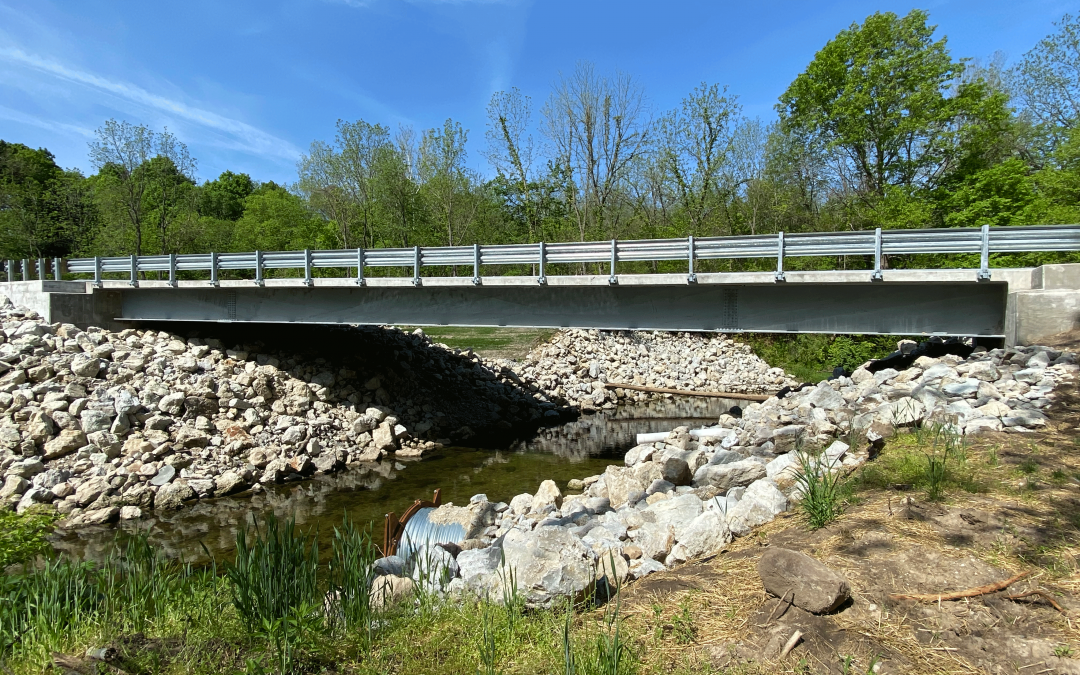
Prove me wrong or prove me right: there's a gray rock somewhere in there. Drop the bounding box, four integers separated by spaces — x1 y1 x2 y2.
668 510 731 563
64 506 120 527
500 526 595 608
757 547 850 614
805 383 845 410
158 392 185 415
43 429 87 460
374 555 406 577
603 465 646 509
215 471 247 495
530 480 563 513
456 545 503 591
69 355 102 378
80 410 112 434
646 479 675 495
726 479 788 535
0 474 28 498
155 481 196 510
695 458 767 491
1002 408 1047 427
149 464 176 486
661 457 693 486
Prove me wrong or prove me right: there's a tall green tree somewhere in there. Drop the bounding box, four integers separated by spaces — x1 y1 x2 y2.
777 10 990 221
1012 13 1080 131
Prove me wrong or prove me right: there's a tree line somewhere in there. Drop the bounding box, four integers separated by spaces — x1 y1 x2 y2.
3 9 1080 276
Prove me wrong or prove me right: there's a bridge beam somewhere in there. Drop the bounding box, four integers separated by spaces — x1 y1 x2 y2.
115 281 1009 337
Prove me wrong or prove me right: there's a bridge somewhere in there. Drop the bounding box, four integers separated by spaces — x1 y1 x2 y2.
3 225 1080 346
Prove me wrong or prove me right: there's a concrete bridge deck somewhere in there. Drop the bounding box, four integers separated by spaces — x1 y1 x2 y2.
3 264 1078 346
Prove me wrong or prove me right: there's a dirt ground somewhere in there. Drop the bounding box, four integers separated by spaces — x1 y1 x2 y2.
613 391 1080 674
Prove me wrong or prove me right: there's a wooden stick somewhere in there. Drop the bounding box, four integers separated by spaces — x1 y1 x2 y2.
1005 590 1065 613
889 571 1031 603
780 630 803 658
604 382 773 402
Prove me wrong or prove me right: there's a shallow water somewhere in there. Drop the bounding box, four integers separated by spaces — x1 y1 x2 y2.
50 396 739 564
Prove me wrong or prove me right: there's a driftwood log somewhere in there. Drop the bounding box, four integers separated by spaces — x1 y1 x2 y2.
889 571 1031 603
604 382 772 402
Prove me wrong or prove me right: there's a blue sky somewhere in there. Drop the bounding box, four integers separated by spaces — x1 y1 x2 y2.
0 0 1073 184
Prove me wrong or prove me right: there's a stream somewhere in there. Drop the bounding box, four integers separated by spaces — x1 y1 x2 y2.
50 396 740 564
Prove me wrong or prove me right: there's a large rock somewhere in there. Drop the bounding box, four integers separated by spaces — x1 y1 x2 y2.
373 423 397 451
69 355 102 378
499 526 595 608
727 479 789 535
642 493 703 532
74 476 110 506
214 470 247 496
805 383 845 410
63 506 120 527
27 411 56 443
155 481 196 510
43 429 87 459
457 544 503 592
661 457 693 486
603 465 645 508
668 510 732 563
695 458 767 492
530 480 563 513
757 547 850 614
0 474 28 498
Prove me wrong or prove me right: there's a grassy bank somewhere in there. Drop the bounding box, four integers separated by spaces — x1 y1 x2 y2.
4 415 1077 673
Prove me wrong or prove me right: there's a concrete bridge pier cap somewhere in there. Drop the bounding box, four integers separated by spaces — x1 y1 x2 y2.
1 264 1078 348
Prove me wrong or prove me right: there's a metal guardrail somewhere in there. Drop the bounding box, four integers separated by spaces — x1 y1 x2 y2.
6 224 1080 288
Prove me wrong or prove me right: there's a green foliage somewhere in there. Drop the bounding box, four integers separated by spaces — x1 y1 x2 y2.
778 10 982 199
0 508 59 569
742 333 899 383
793 449 845 529
225 515 319 634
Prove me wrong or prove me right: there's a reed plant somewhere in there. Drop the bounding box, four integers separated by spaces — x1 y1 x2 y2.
225 515 319 634
793 448 845 529
327 515 379 645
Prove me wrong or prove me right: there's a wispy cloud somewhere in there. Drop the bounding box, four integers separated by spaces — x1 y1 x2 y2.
0 46 302 163
0 104 94 138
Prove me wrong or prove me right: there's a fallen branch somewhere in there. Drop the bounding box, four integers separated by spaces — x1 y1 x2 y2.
604 382 772 401
889 571 1031 603
780 630 803 658
1005 590 1066 613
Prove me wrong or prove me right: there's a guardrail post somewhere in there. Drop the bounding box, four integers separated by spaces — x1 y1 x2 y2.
53 258 61 281
303 249 313 287
4 261 11 282
355 248 365 286
412 246 421 287
978 223 991 281
871 227 884 281
687 236 697 284
211 252 219 287
36 258 45 280
93 257 102 288
538 242 547 285
255 250 264 287
129 254 138 287
609 239 619 285
21 259 28 281
775 232 786 282
168 254 177 287
472 244 482 285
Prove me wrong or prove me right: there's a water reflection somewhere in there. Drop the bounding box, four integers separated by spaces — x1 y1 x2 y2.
50 396 735 564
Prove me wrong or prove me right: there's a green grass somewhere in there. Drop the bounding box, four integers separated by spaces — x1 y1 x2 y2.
0 514 638 675
849 424 985 499
400 326 557 360
0 507 60 570
793 449 846 528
